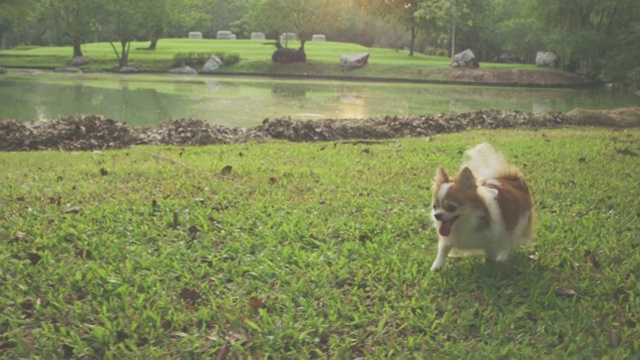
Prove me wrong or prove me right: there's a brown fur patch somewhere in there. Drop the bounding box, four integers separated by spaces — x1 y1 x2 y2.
489 173 533 233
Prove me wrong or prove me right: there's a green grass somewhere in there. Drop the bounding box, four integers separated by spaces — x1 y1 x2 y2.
1 128 639 358
0 39 550 80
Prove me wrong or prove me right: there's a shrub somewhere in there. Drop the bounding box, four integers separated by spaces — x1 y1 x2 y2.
172 51 240 68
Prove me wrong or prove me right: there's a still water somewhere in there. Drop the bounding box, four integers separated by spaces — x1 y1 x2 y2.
0 69 637 127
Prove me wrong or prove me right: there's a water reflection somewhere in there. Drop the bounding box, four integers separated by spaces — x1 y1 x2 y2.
0 70 637 127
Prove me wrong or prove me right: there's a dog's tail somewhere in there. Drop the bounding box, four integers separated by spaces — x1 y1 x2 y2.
462 143 523 181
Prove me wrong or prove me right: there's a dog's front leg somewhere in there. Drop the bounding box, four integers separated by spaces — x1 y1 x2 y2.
431 240 453 271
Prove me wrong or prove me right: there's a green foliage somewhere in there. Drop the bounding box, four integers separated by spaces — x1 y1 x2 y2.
171 51 240 67
0 129 639 357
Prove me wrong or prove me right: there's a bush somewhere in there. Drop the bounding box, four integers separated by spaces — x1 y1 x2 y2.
171 51 240 68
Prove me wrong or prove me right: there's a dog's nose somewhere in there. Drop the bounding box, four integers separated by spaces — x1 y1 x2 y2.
434 213 444 221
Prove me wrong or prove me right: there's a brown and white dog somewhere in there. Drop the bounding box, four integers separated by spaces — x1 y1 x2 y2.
430 143 535 271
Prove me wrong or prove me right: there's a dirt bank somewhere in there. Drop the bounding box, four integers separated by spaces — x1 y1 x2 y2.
1 108 638 152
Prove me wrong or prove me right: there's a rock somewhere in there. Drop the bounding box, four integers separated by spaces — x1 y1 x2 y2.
536 51 558 67
251 32 265 40
0 67 6 74
54 67 83 73
452 49 479 68
312 34 326 42
169 66 198 75
188 31 203 39
118 66 142 73
202 56 224 73
340 53 370 70
68 56 90 66
216 30 234 40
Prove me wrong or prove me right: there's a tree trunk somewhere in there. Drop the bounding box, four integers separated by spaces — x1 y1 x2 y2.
147 37 159 50
72 38 83 57
147 28 162 50
409 24 417 57
120 40 130 67
450 0 457 60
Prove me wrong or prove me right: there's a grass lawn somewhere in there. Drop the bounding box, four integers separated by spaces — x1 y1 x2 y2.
0 39 549 80
1 128 639 358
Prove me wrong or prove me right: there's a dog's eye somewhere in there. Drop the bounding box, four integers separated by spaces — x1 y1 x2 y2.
445 204 457 212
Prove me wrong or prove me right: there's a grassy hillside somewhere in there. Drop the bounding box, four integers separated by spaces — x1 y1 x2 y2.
0 39 549 80
1 128 639 358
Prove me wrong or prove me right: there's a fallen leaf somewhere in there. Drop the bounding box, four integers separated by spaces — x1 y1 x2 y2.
173 211 179 228
15 231 27 240
249 297 266 309
216 345 231 360
615 148 639 156
584 250 601 269
27 252 42 265
528 254 539 262
269 177 278 184
238 152 245 157
179 288 202 305
63 206 82 214
62 343 74 359
578 157 586 163
200 257 213 267
220 165 232 175
188 225 199 242
100 168 109 176
74 249 93 260
610 329 620 347
555 287 578 298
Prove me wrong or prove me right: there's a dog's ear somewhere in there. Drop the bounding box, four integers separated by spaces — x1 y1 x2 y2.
434 166 450 183
457 167 476 190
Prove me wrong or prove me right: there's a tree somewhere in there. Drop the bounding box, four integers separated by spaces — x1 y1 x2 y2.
358 0 425 56
97 0 147 67
238 0 348 63
142 0 213 50
0 0 41 49
49 0 100 57
534 0 640 79
416 0 475 59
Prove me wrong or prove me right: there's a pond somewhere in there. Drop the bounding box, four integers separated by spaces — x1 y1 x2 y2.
0 69 638 127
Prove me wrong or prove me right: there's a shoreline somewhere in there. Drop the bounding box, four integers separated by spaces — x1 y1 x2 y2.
1 65 595 89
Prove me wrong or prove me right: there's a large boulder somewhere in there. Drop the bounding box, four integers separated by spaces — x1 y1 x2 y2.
202 55 224 73
54 67 83 73
118 66 142 73
536 51 558 67
169 66 198 75
68 56 90 66
188 32 203 39
340 53 370 70
452 49 479 68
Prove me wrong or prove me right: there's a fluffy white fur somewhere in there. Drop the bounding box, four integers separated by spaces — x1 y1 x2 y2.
430 143 534 271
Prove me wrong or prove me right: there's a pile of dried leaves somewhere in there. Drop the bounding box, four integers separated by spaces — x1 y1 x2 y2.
1 108 638 151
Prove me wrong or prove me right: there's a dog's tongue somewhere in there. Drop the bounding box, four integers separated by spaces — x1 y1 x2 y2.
439 220 452 237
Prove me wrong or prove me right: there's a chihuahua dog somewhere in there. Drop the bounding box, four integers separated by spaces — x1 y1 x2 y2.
430 143 535 271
